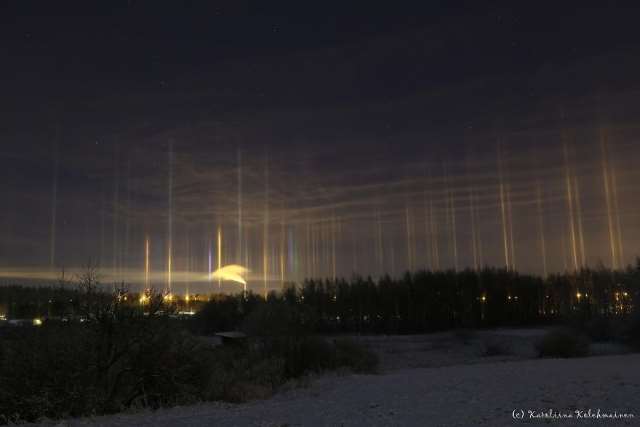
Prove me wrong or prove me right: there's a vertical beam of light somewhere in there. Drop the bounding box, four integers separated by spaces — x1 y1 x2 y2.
443 171 451 270
351 223 358 274
443 164 458 271
237 148 243 265
387 237 396 277
405 203 414 272
331 213 337 281
536 183 548 278
269 244 275 284
217 226 222 290
469 186 479 271
563 143 579 271
423 198 430 270
389 239 396 278
464 153 477 271
185 230 191 298
423 188 432 270
429 196 439 271
475 189 483 268
307 223 313 280
307 224 312 279
376 205 384 276
319 219 325 279
506 183 516 271
423 166 434 271
145 236 150 289
318 222 324 278
498 181 509 269
560 234 568 272
124 159 131 277
337 216 343 278
324 219 330 279
167 141 173 293
611 165 625 267
497 145 510 270
208 239 212 280
244 225 250 270
573 175 586 268
280 207 286 289
304 221 313 278
316 219 322 277
288 226 296 284
113 143 120 282
311 222 317 278
263 155 269 297
601 133 618 269
100 187 106 269
166 249 172 294
49 137 59 271
450 186 458 271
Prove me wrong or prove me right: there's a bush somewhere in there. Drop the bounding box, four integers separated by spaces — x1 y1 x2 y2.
0 286 213 424
536 328 590 358
241 302 377 376
203 345 284 403
0 288 381 423
199 335 377 404
242 301 320 377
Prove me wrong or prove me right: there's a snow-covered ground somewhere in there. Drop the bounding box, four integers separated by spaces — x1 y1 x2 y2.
38 332 638 427
41 354 639 427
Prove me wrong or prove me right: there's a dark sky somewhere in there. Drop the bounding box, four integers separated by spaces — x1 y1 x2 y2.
1 1 640 291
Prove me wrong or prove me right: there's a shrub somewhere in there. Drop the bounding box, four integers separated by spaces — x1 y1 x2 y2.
287 336 335 376
241 301 322 377
203 345 284 403
0 287 213 424
536 328 590 358
241 302 377 375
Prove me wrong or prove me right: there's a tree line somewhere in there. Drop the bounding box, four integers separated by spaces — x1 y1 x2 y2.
195 262 639 335
1 262 639 334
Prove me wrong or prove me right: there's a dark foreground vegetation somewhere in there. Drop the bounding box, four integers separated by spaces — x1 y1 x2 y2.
1 263 639 423
0 270 377 424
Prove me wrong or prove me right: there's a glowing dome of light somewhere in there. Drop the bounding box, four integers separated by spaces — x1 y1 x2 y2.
211 264 249 287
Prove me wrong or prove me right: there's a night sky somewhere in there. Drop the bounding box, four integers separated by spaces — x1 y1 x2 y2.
2 1 640 293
